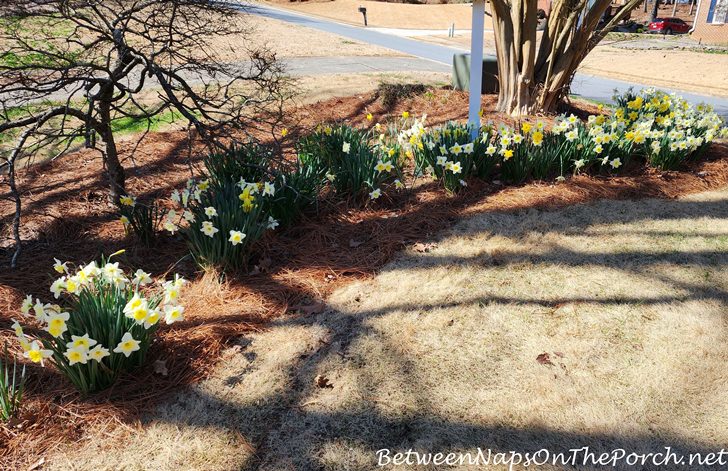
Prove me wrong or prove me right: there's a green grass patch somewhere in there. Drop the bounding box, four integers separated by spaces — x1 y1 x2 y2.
110 109 188 135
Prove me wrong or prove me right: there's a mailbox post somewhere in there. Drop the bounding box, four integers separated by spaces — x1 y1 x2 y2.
358 6 368 26
468 0 485 138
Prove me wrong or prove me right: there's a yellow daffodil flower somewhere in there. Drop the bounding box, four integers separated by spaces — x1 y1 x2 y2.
532 131 544 146
53 258 68 274
64 347 88 366
46 312 69 337
229 230 246 246
64 276 81 295
164 305 185 324
24 341 53 364
21 295 33 315
66 334 97 352
144 308 161 329
113 332 141 358
88 345 110 362
133 269 152 285
200 221 219 238
11 320 23 337
123 293 144 315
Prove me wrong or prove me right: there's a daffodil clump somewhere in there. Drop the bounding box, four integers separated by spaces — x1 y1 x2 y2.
270 160 321 227
203 142 273 190
614 88 726 170
166 178 277 270
297 123 403 202
407 120 494 191
203 143 319 228
11 252 186 395
118 194 165 246
406 89 724 186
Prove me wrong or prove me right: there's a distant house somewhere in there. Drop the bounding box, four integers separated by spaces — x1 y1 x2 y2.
692 0 728 44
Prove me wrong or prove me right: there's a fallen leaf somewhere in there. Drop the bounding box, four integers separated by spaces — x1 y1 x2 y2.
250 257 272 275
258 257 272 271
413 242 437 253
315 374 333 389
225 345 243 355
153 360 168 376
292 302 326 315
536 352 554 366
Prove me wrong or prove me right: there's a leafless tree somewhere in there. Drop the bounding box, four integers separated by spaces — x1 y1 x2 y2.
1 0 289 267
490 0 642 115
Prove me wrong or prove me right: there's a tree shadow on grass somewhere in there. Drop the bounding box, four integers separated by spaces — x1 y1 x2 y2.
114 191 728 470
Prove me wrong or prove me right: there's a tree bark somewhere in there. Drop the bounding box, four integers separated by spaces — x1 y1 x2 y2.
98 96 126 204
651 0 661 21
491 0 642 116
491 0 539 115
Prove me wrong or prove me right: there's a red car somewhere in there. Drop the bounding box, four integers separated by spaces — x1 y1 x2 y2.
648 17 691 34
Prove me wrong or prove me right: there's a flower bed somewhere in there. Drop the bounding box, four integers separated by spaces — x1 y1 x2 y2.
112 89 726 272
11 252 186 395
403 88 726 190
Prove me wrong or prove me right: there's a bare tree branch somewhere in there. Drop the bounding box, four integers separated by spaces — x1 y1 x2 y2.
1 0 290 266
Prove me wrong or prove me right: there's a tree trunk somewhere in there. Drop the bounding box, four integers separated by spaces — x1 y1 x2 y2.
491 0 539 116
98 96 125 204
102 127 126 205
491 0 642 116
651 0 661 21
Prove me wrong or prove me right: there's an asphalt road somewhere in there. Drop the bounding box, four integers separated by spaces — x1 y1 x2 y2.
244 2 728 117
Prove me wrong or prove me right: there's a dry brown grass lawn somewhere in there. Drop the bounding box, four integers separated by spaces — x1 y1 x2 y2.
43 186 728 470
266 0 487 30
239 15 402 59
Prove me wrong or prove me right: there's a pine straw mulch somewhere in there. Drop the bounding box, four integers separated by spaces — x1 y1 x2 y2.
1 87 728 468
